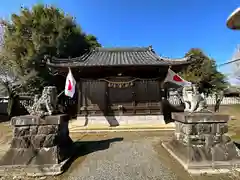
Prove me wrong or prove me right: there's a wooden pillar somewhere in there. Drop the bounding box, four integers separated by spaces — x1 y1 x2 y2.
157 80 163 114
132 82 136 114
77 80 82 115
161 66 170 100
104 81 109 115
161 66 171 122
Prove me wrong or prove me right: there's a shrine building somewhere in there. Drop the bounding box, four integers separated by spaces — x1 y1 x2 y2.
46 46 194 126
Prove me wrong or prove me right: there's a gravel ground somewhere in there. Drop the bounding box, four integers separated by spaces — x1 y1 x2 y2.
0 131 238 180
64 137 177 180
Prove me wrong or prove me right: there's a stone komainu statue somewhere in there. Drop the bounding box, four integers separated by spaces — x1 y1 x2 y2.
28 86 58 117
182 84 210 113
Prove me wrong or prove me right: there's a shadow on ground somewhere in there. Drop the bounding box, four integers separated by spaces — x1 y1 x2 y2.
0 115 10 123
63 137 124 173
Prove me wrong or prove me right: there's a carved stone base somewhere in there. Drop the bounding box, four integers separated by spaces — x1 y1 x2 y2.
0 159 69 176
162 112 240 174
0 114 73 177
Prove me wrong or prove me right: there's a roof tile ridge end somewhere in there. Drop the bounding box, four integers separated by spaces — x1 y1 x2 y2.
148 45 153 51
51 56 68 61
93 47 101 52
147 45 158 54
79 49 95 61
146 48 164 61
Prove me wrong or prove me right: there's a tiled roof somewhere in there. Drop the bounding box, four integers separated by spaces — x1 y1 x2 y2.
47 46 193 67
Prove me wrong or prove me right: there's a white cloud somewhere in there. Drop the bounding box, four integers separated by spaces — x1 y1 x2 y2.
227 77 240 85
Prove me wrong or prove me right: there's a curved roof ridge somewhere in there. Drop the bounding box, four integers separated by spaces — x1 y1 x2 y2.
47 45 194 67
93 46 152 52
159 56 190 61
51 56 82 62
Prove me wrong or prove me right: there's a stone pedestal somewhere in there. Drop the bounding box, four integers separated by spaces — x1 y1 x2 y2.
162 112 240 174
0 114 73 176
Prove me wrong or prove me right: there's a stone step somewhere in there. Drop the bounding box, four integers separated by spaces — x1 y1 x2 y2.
68 122 176 133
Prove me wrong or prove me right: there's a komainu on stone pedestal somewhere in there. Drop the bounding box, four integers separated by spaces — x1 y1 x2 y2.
182 84 210 113
28 86 58 117
162 112 240 174
0 86 73 176
0 114 73 176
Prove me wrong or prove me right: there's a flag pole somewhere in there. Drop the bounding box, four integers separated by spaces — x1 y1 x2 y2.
65 66 76 98
58 67 71 98
57 90 64 98
162 65 171 97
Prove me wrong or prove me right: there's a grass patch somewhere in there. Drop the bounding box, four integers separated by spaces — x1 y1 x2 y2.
218 105 240 141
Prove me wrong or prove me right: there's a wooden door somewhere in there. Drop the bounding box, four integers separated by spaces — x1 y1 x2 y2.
79 80 107 115
134 80 162 115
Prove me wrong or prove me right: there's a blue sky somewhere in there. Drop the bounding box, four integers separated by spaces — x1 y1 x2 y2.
0 0 239 69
